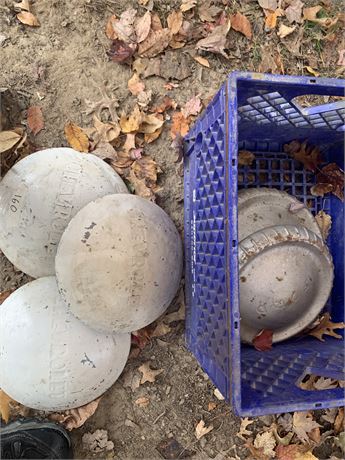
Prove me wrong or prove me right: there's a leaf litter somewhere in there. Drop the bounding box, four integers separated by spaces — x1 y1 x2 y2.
49 397 102 431
308 313 345 341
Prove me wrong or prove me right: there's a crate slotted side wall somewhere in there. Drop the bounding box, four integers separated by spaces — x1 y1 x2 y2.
184 73 345 416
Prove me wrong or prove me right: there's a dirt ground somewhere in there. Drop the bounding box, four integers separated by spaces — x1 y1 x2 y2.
0 0 344 459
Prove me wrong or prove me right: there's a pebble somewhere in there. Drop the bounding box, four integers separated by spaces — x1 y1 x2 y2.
0 34 8 47
165 385 171 395
124 419 138 429
200 437 207 448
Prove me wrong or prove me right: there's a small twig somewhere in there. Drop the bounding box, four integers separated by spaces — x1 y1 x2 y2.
153 410 166 425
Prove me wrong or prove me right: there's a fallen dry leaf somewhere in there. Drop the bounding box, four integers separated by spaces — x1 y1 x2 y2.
321 408 338 423
151 13 163 32
196 20 231 58
252 329 273 351
144 127 163 143
110 8 136 43
90 143 118 161
334 408 344 434
135 396 150 407
316 163 344 201
151 321 171 337
198 1 222 22
17 11 39 26
171 112 190 139
305 66 320 77
138 29 171 58
0 290 13 304
139 113 164 134
258 0 278 10
293 412 321 443
310 183 333 198
135 11 151 43
92 115 121 144
237 417 254 440
120 105 143 133
137 90 152 108
182 95 202 118
278 24 297 38
151 96 176 114
244 440 270 460
167 10 183 35
64 122 89 152
337 49 345 66
164 300 185 323
194 55 210 67
276 445 317 460
0 130 22 154
27 106 44 135
180 0 197 13
0 389 16 423
49 397 102 431
208 401 217 411
264 9 283 30
238 150 255 166
315 210 332 240
128 72 145 95
195 420 214 440
138 362 163 384
313 376 338 390
303 6 339 28
308 313 345 341
230 12 252 39
106 15 118 40
82 429 114 453
13 0 31 11
169 36 186 49
284 140 322 172
108 40 137 63
285 0 304 24
159 51 193 81
254 431 276 458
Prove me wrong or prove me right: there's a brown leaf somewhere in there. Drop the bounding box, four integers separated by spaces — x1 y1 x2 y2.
194 55 210 67
106 15 118 40
252 329 273 351
264 10 279 30
49 397 102 431
92 115 121 144
27 106 44 135
151 96 177 114
108 40 137 63
17 11 39 27
196 20 230 58
138 29 172 58
338 49 345 66
13 0 31 11
310 183 334 198
276 445 315 460
151 321 171 337
164 300 185 323
293 412 321 443
169 37 185 49
167 10 183 35
132 57 148 75
144 127 162 143
0 290 13 304
139 113 164 134
0 389 16 423
316 163 344 201
334 407 344 434
110 8 136 43
128 156 161 200
123 133 136 153
231 12 252 39
303 6 339 28
284 140 322 172
315 210 332 240
160 50 193 81
151 13 163 31
182 95 202 118
198 1 222 22
305 66 320 77
195 420 214 440
90 143 118 161
285 0 304 24
138 362 163 384
171 112 190 139
180 0 197 13
308 313 345 341
64 122 89 152
254 431 276 458
135 396 150 407
135 11 151 43
258 0 278 9
278 24 296 38
258 44 279 73
237 417 254 440
120 106 143 133
238 150 255 166
313 376 338 390
0 130 22 154
137 90 153 108
128 72 145 95
244 440 270 460
208 401 217 411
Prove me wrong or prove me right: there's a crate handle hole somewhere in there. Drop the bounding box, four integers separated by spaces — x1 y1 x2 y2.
232 240 236 247
234 321 238 329
315 403 322 407
309 79 316 83
232 159 236 167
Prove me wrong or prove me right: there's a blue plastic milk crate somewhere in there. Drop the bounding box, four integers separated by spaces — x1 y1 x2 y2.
184 72 345 417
